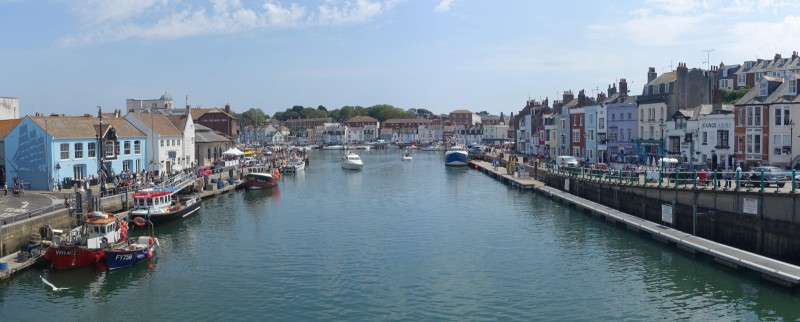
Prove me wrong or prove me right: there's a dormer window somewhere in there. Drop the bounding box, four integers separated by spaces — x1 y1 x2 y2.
790 79 797 95
760 80 769 97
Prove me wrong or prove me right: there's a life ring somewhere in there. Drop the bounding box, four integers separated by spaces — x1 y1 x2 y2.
133 217 146 227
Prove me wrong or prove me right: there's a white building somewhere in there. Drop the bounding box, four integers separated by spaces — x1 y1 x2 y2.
0 97 20 120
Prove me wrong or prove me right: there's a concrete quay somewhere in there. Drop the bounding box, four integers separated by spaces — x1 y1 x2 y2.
469 159 800 289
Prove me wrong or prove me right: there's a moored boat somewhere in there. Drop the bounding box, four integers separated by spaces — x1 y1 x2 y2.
242 172 279 189
43 212 128 270
444 145 468 167
104 219 157 270
128 188 202 225
281 156 306 173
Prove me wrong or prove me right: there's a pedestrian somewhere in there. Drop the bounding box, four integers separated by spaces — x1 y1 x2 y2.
3 182 6 197
735 164 742 186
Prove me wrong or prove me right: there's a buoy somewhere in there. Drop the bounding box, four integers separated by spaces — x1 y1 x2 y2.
147 251 153 259
149 237 154 245
133 217 146 227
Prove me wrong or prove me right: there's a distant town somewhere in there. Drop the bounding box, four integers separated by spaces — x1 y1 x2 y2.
0 51 798 191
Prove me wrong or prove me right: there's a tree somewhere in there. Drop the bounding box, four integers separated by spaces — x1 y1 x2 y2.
476 111 489 116
317 105 327 112
416 108 433 118
241 108 267 127
722 87 750 104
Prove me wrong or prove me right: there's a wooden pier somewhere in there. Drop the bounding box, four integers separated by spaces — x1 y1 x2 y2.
470 160 800 288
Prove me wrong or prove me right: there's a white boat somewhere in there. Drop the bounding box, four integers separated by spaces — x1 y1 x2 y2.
342 151 364 170
444 145 468 167
402 149 413 161
421 144 445 151
282 156 306 173
323 145 344 150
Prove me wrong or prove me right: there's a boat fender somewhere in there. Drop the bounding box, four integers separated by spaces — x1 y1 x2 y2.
101 237 108 244
133 217 146 227
147 251 153 259
149 237 154 245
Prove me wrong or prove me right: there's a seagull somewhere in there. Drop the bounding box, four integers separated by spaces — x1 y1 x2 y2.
41 276 69 291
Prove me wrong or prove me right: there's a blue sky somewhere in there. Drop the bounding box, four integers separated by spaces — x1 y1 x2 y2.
2 0 800 118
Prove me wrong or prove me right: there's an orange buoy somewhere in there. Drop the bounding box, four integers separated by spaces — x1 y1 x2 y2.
133 217 146 227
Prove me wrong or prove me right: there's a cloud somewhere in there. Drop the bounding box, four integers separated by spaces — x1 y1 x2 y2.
433 0 454 13
57 0 398 46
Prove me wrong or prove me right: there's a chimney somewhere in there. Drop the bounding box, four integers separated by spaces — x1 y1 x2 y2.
607 83 617 97
619 79 628 97
562 91 574 104
225 103 231 114
793 51 799 60
578 90 586 107
712 88 722 111
774 53 781 62
676 62 689 109
647 67 657 83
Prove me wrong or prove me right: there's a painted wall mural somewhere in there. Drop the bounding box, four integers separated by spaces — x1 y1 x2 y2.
9 122 47 189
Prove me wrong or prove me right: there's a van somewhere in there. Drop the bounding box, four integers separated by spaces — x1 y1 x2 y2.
556 155 578 167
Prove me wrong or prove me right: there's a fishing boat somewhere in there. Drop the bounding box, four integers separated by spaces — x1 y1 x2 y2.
444 145 468 166
342 151 363 170
42 211 128 270
128 188 202 225
104 218 157 270
281 155 306 173
242 172 279 190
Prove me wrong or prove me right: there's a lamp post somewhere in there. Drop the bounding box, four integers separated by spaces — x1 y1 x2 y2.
97 106 104 196
659 120 666 172
791 120 795 169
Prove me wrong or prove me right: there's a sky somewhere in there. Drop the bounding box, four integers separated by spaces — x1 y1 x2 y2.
2 0 800 118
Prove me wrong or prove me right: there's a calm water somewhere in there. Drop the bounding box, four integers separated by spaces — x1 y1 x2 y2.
2 149 800 321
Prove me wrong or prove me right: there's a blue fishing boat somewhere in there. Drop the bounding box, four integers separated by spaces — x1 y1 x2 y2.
104 219 158 270
444 145 468 167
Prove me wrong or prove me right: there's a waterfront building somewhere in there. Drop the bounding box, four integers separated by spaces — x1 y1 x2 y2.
191 104 238 139
344 116 379 143
556 91 575 156
316 123 347 145
194 124 231 166
4 114 146 191
734 76 785 168
718 63 741 91
382 118 433 144
584 99 601 164
696 105 735 169
125 111 187 175
543 113 557 160
515 102 534 155
0 97 20 120
596 93 608 164
165 110 197 169
449 109 480 127
462 124 483 146
604 80 638 164
0 118 23 185
480 122 508 146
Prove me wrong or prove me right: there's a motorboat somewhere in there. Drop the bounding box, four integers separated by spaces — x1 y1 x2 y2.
402 149 413 161
322 145 344 150
128 188 202 225
444 145 469 167
342 151 364 170
43 212 128 270
242 172 279 190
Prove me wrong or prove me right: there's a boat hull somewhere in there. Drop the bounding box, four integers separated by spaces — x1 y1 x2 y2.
342 162 363 170
105 242 156 270
242 174 279 189
43 246 106 270
444 151 468 167
129 199 202 225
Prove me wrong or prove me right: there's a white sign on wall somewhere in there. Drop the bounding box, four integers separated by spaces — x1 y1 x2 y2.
661 203 673 224
743 197 759 215
564 178 570 191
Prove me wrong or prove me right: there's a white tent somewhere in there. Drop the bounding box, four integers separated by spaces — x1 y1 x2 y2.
657 158 679 166
222 147 245 156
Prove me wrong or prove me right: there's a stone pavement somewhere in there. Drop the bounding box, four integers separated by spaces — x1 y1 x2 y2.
0 188 78 226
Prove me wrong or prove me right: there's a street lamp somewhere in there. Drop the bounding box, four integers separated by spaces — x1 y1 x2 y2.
790 120 795 169
659 120 666 172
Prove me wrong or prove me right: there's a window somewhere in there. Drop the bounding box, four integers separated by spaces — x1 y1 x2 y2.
60 143 69 160
648 126 654 139
74 143 83 159
746 106 762 126
760 81 768 96
717 130 729 147
738 108 745 126
627 129 631 142
160 140 164 147
105 141 114 157
599 117 604 129
627 113 632 120
178 139 181 146
561 119 566 130
738 74 746 85
790 79 798 95
124 141 131 155
746 129 762 154
702 132 708 145
774 134 791 155
572 129 580 143
134 141 141 154
88 142 96 158
612 114 616 121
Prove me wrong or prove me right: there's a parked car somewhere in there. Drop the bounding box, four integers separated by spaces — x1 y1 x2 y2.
744 166 789 187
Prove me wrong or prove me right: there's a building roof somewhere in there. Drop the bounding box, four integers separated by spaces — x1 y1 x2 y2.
383 118 433 124
345 116 379 123
191 107 235 120
648 71 677 85
127 112 183 136
0 118 22 140
30 116 145 139
166 114 188 133
450 109 473 114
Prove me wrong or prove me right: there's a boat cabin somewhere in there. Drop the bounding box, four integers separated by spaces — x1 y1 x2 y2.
132 188 177 214
84 212 122 248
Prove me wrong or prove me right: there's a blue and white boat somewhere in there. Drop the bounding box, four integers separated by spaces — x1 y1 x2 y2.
104 219 157 270
444 145 468 167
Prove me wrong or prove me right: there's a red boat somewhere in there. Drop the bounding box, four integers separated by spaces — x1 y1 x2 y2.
241 171 279 190
43 212 128 270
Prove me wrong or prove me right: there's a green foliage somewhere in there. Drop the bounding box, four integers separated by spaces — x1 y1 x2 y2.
272 103 415 122
240 108 267 127
721 87 751 104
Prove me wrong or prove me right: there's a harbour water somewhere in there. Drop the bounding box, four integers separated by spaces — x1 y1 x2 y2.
2 149 800 320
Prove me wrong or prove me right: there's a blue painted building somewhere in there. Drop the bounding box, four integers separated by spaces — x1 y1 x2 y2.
4 115 147 191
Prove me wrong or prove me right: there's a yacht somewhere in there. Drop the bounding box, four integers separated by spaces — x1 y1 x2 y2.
342 151 364 170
